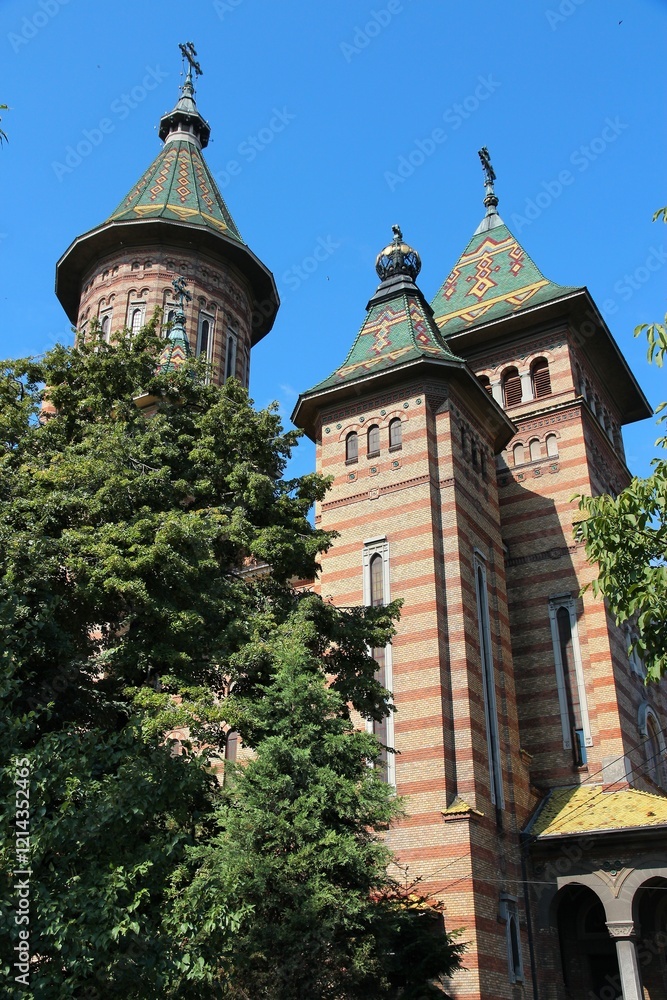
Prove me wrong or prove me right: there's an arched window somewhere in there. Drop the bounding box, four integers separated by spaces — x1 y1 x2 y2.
143 260 152 269
367 424 380 457
478 374 493 394
546 434 558 458
131 261 140 271
513 443 525 466
556 604 587 766
345 431 358 463
529 438 541 462
646 714 666 788
225 330 237 380
531 358 551 398
197 319 211 358
388 418 402 449
101 314 110 340
369 553 384 607
130 308 143 336
502 367 522 408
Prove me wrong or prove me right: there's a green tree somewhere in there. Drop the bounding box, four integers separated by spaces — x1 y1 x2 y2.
0 323 462 997
575 209 667 680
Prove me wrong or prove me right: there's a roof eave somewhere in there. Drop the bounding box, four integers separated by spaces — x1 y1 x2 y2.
442 287 652 425
292 355 516 451
55 217 279 344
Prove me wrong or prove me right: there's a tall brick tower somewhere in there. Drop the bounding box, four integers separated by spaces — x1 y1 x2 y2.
293 155 667 1000
293 225 534 1000
55 54 278 388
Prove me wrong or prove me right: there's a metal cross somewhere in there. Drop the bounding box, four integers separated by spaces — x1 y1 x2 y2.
478 146 496 186
172 276 192 317
179 42 203 78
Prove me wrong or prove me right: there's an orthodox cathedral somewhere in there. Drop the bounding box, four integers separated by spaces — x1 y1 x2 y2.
55 59 667 1000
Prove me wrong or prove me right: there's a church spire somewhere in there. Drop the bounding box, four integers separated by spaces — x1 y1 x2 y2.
158 42 210 149
474 146 504 234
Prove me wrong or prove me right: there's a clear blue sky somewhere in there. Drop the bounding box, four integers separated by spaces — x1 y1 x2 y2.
1 0 665 480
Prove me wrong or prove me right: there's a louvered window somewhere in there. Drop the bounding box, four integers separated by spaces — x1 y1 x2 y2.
502 368 522 408
345 432 358 463
478 375 493 394
367 424 380 457
532 358 552 398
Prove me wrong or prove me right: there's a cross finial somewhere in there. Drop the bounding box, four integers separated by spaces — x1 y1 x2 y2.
171 276 192 331
478 146 499 216
392 224 403 243
179 41 203 79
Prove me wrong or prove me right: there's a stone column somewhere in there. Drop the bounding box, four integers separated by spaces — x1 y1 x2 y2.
490 379 503 405
520 370 534 402
607 922 643 1000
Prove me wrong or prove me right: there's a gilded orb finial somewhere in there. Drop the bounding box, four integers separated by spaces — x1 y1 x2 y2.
375 226 421 282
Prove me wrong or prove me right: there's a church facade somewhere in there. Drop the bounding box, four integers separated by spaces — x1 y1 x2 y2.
55 66 667 1000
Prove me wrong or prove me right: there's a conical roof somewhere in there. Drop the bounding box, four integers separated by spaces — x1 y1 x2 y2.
55 63 279 341
431 156 580 338
292 229 515 449
107 137 243 241
307 230 464 395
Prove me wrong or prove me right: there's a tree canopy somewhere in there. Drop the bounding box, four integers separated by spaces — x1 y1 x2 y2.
575 209 667 681
0 321 462 997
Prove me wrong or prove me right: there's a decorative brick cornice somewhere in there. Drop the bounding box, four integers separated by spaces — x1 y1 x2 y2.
505 543 579 568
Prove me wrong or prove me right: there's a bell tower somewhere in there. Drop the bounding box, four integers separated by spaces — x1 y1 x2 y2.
55 45 278 388
293 227 532 1000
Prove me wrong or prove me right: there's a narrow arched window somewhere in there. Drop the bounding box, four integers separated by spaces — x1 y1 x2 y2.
529 438 541 462
345 431 358 463
388 418 402 449
101 314 110 340
225 331 237 380
502 367 522 408
546 434 558 458
131 261 140 271
478 374 492 394
130 308 142 336
513 443 525 466
367 424 380 457
531 358 551 398
197 318 210 358
369 553 384 607
556 606 586 766
647 715 665 788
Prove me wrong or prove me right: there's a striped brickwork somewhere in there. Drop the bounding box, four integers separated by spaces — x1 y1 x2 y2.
314 376 533 1000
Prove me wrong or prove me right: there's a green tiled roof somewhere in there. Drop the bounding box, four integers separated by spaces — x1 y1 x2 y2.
307 286 464 394
107 139 243 243
431 218 580 336
530 785 667 838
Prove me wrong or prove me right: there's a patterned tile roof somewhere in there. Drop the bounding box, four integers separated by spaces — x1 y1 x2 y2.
107 139 243 243
530 785 667 838
307 285 464 394
431 219 580 336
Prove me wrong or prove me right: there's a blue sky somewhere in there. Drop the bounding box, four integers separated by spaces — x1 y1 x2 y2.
1 0 665 481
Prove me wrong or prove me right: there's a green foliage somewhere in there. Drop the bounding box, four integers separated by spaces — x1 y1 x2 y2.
575 208 667 681
0 328 462 997
170 603 463 999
